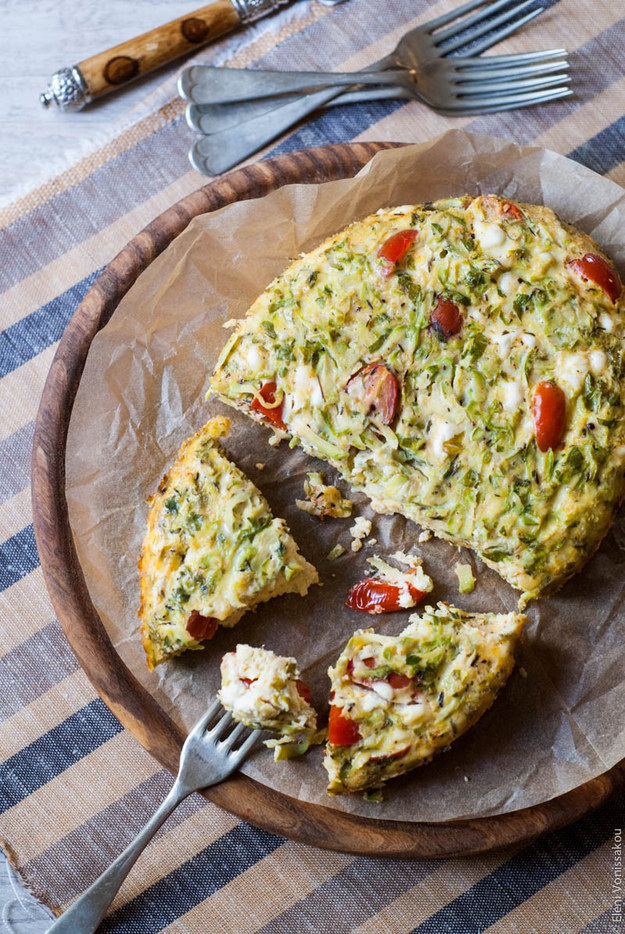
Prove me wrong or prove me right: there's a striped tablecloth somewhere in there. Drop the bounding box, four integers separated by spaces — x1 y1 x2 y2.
1 1 624 930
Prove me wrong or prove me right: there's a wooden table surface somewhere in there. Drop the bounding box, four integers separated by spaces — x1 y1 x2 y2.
0 0 296 208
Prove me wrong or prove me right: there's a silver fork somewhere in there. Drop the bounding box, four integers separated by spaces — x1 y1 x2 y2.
46 701 261 934
182 0 566 174
182 55 570 110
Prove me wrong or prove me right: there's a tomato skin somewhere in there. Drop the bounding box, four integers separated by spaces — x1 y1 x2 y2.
345 363 400 425
240 677 257 688
347 658 414 693
532 380 566 452
566 253 622 303
295 679 312 704
185 611 218 641
482 195 523 221
346 578 425 614
328 705 361 746
387 672 412 690
501 200 523 220
430 297 463 341
250 381 286 431
378 229 418 276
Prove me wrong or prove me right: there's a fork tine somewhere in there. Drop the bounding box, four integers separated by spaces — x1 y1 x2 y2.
219 720 249 752
434 0 529 42
208 708 235 740
451 58 568 81
422 0 501 33
440 0 539 53
229 730 263 764
437 86 573 116
450 85 573 111
454 61 569 83
463 6 544 56
453 48 567 67
188 698 222 738
455 72 571 96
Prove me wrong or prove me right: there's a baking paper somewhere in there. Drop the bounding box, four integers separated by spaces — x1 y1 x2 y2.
66 130 625 821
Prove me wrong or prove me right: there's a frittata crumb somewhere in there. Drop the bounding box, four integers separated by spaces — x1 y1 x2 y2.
455 563 476 594
296 472 353 519
327 544 346 561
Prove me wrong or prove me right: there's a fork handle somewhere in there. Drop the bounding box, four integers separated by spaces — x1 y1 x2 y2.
191 84 361 175
46 779 190 933
179 65 408 105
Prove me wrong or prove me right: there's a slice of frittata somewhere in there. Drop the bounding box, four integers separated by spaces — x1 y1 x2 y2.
324 603 526 794
211 195 625 603
139 417 318 668
219 644 321 758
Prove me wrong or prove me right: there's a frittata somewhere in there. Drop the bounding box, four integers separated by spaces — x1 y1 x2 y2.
219 644 320 758
325 603 527 794
211 195 625 603
139 417 318 668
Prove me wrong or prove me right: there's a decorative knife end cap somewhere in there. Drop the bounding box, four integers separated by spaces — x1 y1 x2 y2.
39 66 91 111
231 0 290 24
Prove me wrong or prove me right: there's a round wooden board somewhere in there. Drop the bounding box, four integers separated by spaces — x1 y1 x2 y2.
32 142 625 858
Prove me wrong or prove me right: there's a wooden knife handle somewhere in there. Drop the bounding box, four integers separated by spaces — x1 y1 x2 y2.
77 1 241 100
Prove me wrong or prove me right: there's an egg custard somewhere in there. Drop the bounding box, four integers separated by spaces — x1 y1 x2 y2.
211 195 625 603
219 644 320 758
325 603 527 795
139 417 317 668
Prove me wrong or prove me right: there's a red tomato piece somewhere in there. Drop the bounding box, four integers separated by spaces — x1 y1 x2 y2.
378 229 418 276
481 195 523 222
328 704 361 746
387 672 412 690
185 611 218 641
347 659 414 694
346 578 425 614
566 253 622 303
532 381 566 452
250 381 286 431
430 297 463 341
295 679 312 704
345 363 400 425
501 201 523 220
240 677 257 688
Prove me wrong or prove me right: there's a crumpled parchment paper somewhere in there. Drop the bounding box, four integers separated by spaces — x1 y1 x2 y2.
66 130 625 821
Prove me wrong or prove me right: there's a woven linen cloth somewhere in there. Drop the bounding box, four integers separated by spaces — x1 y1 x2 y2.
1 0 624 930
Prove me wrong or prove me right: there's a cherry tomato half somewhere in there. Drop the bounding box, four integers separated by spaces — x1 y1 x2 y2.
346 578 426 614
532 380 566 452
185 611 218 641
566 253 622 303
295 679 312 704
345 363 400 425
250 381 287 431
328 704 361 746
378 229 418 276
430 297 463 341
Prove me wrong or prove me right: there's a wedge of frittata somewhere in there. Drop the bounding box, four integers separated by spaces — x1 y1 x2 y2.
324 603 526 794
139 417 318 668
211 195 625 603
219 644 320 758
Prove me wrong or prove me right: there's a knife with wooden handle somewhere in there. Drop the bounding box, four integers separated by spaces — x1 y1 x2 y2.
40 0 298 111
